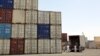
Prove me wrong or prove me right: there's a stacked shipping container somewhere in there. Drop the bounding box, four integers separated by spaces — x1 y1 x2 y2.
0 0 62 55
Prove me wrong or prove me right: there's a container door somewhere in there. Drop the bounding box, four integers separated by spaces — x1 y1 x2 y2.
17 39 24 54
56 39 62 53
3 40 10 54
5 9 12 23
10 39 18 54
44 40 50 53
0 40 3 54
0 9 5 23
38 39 44 53
51 39 56 53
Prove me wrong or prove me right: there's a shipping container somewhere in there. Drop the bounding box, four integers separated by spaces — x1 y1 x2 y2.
12 10 25 23
10 38 24 55
0 40 3 54
50 12 61 24
50 25 61 39
94 37 100 48
62 33 67 42
25 39 37 54
0 39 10 55
38 39 44 53
37 24 50 39
50 39 56 53
25 24 37 39
0 24 11 39
0 0 13 9
38 39 50 54
43 40 50 53
0 9 12 23
14 0 38 10
38 11 49 24
69 35 80 52
56 39 62 53
12 24 24 38
25 10 37 24
3 39 10 54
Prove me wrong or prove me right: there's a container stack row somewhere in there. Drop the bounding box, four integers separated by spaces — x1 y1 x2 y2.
0 0 62 55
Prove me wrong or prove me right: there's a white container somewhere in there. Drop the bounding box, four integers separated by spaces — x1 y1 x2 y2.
3 40 10 54
50 12 61 24
56 12 61 24
50 39 56 53
43 40 50 53
0 40 3 54
25 24 37 38
14 0 38 10
31 39 37 53
12 24 24 38
50 25 56 39
12 10 25 23
25 10 37 23
26 0 38 10
14 0 26 9
38 11 49 24
50 12 56 24
25 39 37 54
56 25 61 38
80 35 86 47
38 39 44 53
56 39 62 53
51 25 61 39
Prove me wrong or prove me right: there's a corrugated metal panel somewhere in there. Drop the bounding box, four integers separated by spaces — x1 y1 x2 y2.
25 39 37 54
37 24 50 39
12 24 24 38
5 0 13 9
0 24 11 39
0 9 12 23
56 26 61 38
3 40 10 54
25 10 37 23
51 25 61 39
50 25 56 39
0 40 3 54
14 0 38 10
14 0 25 9
10 38 24 55
80 35 86 47
0 39 10 54
44 39 50 53
38 39 44 53
50 12 61 24
50 12 56 24
56 12 61 24
0 0 13 9
50 39 56 53
12 10 25 23
56 39 62 53
31 39 37 53
25 24 37 39
38 11 49 24
26 0 38 10
0 0 4 8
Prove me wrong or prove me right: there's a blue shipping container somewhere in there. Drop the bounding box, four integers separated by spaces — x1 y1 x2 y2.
0 0 4 8
0 24 11 39
0 0 13 9
37 24 50 39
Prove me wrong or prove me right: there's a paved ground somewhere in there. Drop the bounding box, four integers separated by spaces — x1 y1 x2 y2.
1 49 100 56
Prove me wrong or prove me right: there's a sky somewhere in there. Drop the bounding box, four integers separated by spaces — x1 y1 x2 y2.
39 0 100 40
